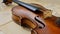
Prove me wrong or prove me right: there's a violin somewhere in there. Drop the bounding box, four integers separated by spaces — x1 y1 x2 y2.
3 0 60 34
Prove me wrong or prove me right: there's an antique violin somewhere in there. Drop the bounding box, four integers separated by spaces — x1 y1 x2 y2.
3 0 60 34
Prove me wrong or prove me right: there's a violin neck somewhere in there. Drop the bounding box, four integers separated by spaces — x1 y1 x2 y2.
13 0 40 12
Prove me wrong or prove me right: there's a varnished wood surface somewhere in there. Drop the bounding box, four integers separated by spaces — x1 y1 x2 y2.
31 4 60 34
9 1 60 33
12 6 60 34
33 16 60 34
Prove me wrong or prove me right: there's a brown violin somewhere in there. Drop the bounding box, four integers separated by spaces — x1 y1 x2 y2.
3 0 60 34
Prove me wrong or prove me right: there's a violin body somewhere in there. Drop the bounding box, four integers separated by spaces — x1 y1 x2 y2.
12 4 60 34
3 0 60 34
